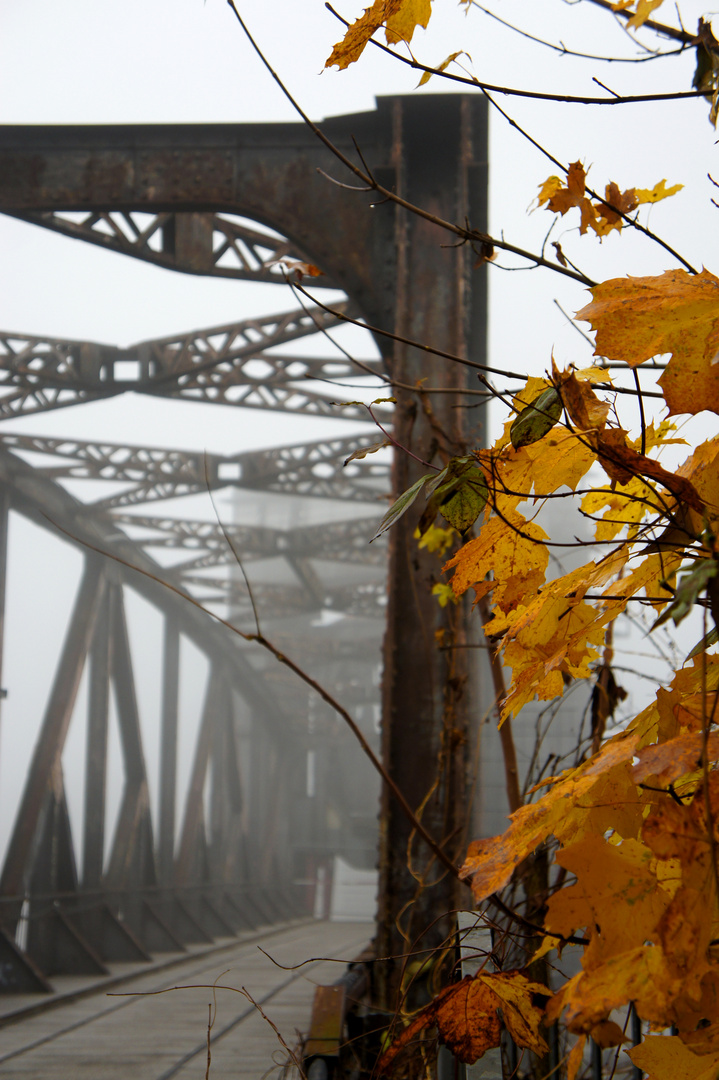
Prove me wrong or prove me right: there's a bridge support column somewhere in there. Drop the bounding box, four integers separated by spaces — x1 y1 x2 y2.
376 95 487 1006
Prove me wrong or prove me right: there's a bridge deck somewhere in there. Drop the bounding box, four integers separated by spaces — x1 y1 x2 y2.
0 919 370 1079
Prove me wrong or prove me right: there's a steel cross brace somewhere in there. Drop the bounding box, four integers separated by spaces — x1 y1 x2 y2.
0 305 389 422
6 209 343 287
0 431 391 508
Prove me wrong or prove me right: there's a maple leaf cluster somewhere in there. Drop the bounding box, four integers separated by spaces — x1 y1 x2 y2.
372 269 719 1080
537 162 682 239
323 5 719 1078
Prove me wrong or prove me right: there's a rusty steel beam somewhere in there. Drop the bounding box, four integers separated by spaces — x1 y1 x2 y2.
7 209 342 287
174 672 218 886
0 114 403 333
185 576 387 622
82 588 112 889
375 96 487 1003
158 616 180 887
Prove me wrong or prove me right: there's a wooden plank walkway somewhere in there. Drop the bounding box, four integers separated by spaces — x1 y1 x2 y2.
0 920 370 1079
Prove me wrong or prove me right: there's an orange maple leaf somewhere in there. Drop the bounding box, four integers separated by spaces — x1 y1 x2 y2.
460 730 641 901
577 269 719 417
377 970 549 1070
632 730 719 785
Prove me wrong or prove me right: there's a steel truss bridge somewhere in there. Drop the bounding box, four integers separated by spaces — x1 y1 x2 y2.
0 94 488 996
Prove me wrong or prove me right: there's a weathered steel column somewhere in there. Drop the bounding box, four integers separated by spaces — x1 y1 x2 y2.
158 616 180 886
376 96 488 1004
82 583 111 888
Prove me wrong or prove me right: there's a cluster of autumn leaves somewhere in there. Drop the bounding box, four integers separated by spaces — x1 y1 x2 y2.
537 162 682 240
324 2 719 1078
371 266 719 1079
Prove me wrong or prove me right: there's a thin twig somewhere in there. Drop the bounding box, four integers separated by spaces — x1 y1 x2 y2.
327 3 702 105
469 1 686 62
633 367 647 456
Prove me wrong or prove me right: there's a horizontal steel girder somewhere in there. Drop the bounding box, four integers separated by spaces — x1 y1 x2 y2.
0 431 390 508
0 305 388 421
6 210 342 287
0 113 407 332
186 577 387 621
113 513 387 569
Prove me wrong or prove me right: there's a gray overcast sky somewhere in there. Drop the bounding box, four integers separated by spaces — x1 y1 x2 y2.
0 1 715 862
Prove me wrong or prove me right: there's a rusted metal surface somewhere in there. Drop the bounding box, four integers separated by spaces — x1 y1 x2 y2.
9 209 342 286
376 95 488 1003
303 962 370 1065
0 113 399 331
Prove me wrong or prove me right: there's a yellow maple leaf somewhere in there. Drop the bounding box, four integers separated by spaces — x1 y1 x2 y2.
484 552 632 719
630 1036 719 1080
552 944 680 1032
632 730 719 786
677 437 719 533
635 179 684 203
582 476 658 542
460 729 641 902
417 49 466 86
545 835 669 967
626 0 666 29
577 269 719 417
385 0 432 44
537 175 564 207
497 430 596 502
325 0 403 69
443 511 549 610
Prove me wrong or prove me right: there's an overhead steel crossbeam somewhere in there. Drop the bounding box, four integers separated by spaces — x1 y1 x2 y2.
111 513 387 619
0 431 391 509
7 209 342 287
114 513 386 570
0 305 388 421
185 577 387 621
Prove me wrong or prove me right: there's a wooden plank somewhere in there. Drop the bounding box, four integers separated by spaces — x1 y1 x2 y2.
0 920 370 1079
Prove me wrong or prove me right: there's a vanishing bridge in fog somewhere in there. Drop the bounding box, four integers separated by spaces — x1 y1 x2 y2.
0 95 488 1072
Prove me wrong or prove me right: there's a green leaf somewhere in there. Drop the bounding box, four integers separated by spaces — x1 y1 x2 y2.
371 472 435 542
510 387 562 450
653 559 718 629
418 457 487 536
439 468 488 532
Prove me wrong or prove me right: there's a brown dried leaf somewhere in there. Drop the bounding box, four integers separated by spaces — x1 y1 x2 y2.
377 971 548 1071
